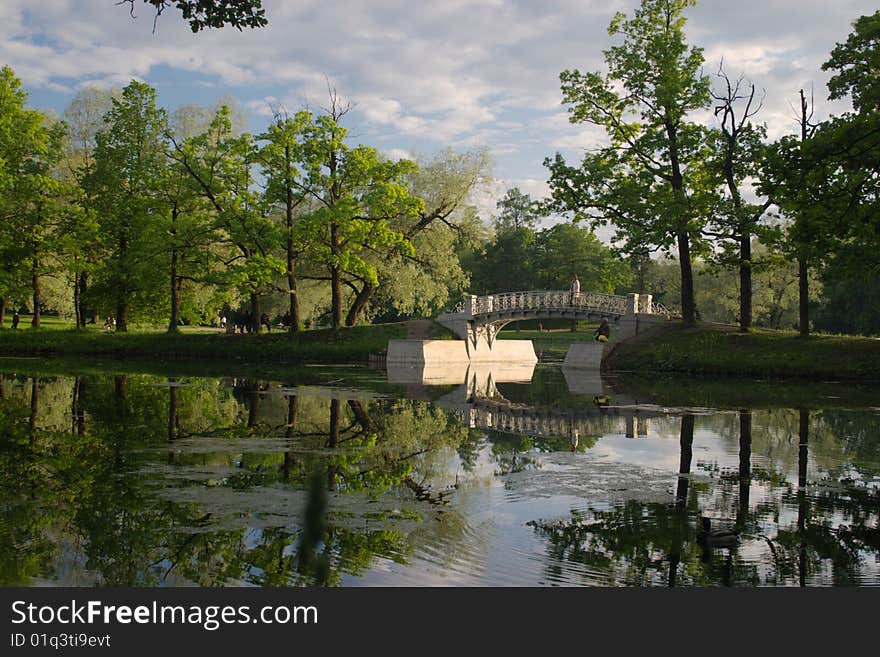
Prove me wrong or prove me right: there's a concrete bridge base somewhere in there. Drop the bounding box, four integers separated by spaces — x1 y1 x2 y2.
386 338 538 366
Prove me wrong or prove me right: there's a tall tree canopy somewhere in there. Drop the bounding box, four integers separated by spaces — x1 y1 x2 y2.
545 0 712 324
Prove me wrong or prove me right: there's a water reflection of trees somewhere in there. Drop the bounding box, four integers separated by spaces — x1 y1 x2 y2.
529 410 880 586
3 370 879 587
0 372 472 586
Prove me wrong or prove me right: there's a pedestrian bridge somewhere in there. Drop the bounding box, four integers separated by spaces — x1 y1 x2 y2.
437 290 668 351
387 289 670 368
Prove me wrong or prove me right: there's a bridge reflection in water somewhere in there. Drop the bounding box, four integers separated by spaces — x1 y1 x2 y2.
386 361 656 441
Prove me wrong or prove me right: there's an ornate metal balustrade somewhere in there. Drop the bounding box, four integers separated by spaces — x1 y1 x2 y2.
452 290 667 317
440 289 670 350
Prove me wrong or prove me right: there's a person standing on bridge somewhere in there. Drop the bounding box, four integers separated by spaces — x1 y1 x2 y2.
570 274 580 306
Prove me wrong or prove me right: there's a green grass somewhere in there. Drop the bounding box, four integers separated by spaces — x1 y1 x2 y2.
0 321 405 365
499 325 599 361
605 323 880 381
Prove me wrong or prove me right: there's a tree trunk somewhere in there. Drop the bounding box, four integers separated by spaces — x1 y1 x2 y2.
677 231 696 325
739 234 752 332
345 282 376 327
283 394 298 482
117 233 128 332
327 398 340 491
330 223 343 329
73 270 82 329
669 413 695 587
31 251 41 328
737 410 752 530
116 299 128 332
797 408 809 587
78 272 90 328
167 381 179 442
29 376 40 442
288 253 300 333
285 147 301 333
250 292 261 333
168 247 180 333
0 298 6 326
168 208 180 333
798 254 809 338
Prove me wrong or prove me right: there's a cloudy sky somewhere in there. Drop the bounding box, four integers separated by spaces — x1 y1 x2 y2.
3 0 876 212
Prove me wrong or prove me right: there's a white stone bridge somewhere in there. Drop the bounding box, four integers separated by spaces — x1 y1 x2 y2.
437 290 667 352
387 290 670 368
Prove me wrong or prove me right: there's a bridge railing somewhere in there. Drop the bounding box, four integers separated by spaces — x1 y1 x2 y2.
453 290 629 316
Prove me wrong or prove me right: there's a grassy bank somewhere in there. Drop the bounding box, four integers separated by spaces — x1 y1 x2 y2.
499 326 598 361
0 322 405 365
605 323 880 381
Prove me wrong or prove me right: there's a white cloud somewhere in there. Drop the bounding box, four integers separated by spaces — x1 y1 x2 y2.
3 0 877 193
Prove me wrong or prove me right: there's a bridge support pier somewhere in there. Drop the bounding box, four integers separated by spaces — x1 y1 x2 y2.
386 338 537 366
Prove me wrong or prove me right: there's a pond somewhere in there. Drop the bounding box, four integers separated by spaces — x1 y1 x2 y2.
1 359 878 587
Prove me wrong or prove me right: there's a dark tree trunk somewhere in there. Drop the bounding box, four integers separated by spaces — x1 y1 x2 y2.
797 408 809 586
116 232 128 332
739 235 752 332
78 272 90 328
288 252 300 333
283 394 298 482
167 380 179 443
669 413 695 587
0 298 6 326
31 251 41 328
330 223 343 329
73 271 82 329
29 376 40 441
798 255 809 338
116 299 128 332
285 147 301 333
737 410 752 529
250 292 261 333
345 282 376 327
677 232 696 325
327 398 341 491
72 377 84 436
168 209 180 333
247 382 259 429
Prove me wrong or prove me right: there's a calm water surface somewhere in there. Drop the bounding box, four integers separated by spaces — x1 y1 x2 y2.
1 360 878 587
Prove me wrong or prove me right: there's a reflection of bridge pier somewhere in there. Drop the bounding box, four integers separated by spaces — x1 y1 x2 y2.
387 362 657 441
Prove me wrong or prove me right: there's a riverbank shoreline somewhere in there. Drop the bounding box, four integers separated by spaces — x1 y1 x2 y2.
2 320 879 382
0 322 406 365
604 322 880 381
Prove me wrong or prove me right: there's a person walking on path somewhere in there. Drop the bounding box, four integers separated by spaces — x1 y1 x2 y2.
12 310 20 329
570 274 580 306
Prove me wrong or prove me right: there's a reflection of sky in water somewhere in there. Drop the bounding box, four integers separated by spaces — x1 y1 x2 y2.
3 367 879 587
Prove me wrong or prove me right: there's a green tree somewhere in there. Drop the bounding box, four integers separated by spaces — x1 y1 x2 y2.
0 67 68 327
258 110 312 332
494 187 542 233
170 106 284 332
85 80 169 331
118 0 267 32
371 148 491 319
532 223 631 294
807 11 880 334
704 69 774 332
295 96 422 328
545 0 712 325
